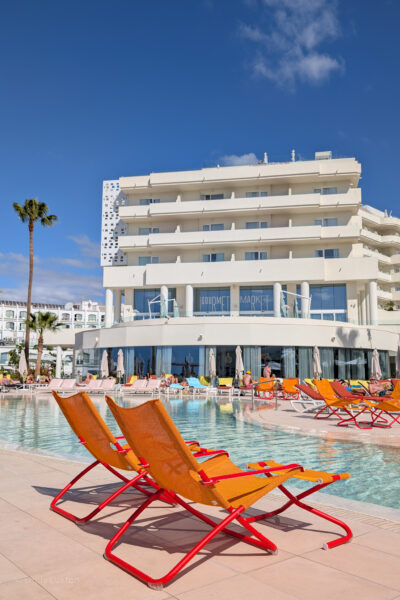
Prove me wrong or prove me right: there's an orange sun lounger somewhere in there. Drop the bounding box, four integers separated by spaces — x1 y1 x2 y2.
103 397 352 589
313 379 372 429
50 391 180 523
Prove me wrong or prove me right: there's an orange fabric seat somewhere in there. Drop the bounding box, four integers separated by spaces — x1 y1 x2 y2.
103 397 352 589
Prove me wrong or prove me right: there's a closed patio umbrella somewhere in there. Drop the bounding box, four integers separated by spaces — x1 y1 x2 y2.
396 338 400 378
18 350 28 379
370 348 382 380
235 345 244 381
100 350 109 378
312 346 322 379
208 348 216 384
116 349 125 380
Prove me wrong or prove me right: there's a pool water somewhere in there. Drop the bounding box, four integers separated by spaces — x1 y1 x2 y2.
0 395 399 509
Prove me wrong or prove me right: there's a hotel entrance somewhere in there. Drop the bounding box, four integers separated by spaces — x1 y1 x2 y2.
216 346 236 378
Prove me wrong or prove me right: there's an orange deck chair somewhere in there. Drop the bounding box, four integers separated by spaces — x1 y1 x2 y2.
104 397 352 590
51 391 181 523
313 379 372 429
280 378 299 400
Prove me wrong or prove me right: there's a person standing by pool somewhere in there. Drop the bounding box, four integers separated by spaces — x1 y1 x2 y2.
263 362 272 378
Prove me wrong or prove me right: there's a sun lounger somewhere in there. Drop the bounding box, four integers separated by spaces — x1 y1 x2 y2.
40 378 64 392
313 379 372 429
255 378 275 399
104 397 352 589
279 378 299 400
50 391 169 523
145 378 161 393
122 378 148 394
58 379 76 392
292 383 325 412
186 376 208 391
100 379 116 392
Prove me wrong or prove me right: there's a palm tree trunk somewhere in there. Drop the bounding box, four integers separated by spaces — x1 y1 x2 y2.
35 332 43 379
25 222 34 364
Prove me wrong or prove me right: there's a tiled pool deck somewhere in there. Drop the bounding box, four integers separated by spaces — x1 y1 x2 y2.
1 448 400 599
239 402 400 448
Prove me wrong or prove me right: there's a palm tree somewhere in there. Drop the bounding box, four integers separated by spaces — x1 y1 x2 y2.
25 312 62 379
13 199 58 363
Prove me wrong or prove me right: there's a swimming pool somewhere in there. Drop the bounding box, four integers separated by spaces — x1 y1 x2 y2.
0 394 399 509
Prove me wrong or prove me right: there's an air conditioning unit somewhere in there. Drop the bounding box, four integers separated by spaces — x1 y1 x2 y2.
315 151 332 160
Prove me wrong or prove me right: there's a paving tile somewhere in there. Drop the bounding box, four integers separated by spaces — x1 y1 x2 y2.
304 543 400 591
174 572 298 600
0 577 55 599
250 555 399 600
354 529 400 557
0 553 26 585
31 556 170 600
0 527 97 578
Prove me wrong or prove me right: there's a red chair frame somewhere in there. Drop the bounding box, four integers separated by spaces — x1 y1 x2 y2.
104 463 352 589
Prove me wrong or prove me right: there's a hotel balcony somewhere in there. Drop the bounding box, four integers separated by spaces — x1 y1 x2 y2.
118 189 361 222
118 223 361 252
103 256 380 289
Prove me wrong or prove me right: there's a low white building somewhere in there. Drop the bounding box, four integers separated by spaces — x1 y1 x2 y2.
75 151 400 380
0 299 105 374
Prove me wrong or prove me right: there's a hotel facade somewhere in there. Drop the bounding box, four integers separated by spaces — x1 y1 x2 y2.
75 151 400 380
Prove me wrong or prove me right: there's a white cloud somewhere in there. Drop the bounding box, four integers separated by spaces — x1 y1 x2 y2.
220 152 259 166
0 252 103 304
240 0 343 88
69 234 100 258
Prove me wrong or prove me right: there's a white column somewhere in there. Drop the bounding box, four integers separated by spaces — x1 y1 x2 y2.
230 284 239 316
125 288 133 309
114 289 122 323
301 281 310 319
185 285 193 317
369 280 378 325
360 289 367 325
160 285 168 317
105 288 113 328
55 345 62 378
273 282 282 318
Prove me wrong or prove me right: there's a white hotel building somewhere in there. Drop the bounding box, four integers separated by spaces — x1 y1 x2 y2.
75 151 400 380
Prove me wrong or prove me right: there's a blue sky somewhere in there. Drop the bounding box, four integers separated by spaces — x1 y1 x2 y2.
1 0 399 304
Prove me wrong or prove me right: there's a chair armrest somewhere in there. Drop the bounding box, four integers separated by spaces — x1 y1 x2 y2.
194 449 229 458
198 463 304 485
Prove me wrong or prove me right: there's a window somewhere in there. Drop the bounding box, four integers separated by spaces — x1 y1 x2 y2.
202 224 224 231
5 322 14 330
5 310 14 318
19 311 27 319
134 288 176 317
194 288 230 314
202 253 225 262
246 222 268 229
74 314 83 321
315 249 339 259
314 218 338 227
240 286 274 314
245 251 268 260
245 192 268 197
88 314 97 322
61 313 70 321
304 283 347 322
74 324 83 329
139 256 160 265
139 198 160 205
19 323 26 331
139 227 160 235
200 194 224 200
313 187 338 195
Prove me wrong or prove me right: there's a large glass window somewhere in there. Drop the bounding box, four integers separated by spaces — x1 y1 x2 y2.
245 251 267 260
314 218 338 227
240 286 273 314
74 313 83 321
5 322 14 330
5 310 14 318
139 256 159 265
194 288 230 314
170 346 200 377
202 253 225 262
245 192 268 197
308 284 347 321
19 310 27 319
139 227 160 235
200 194 224 200
88 314 97 322
134 288 176 318
139 198 160 205
314 187 337 195
202 224 224 231
315 249 339 258
246 222 268 229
